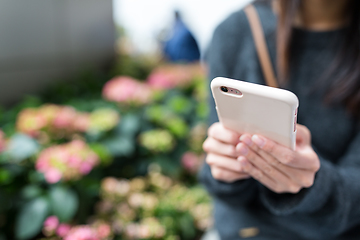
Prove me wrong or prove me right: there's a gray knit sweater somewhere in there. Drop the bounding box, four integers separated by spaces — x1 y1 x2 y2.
199 2 360 239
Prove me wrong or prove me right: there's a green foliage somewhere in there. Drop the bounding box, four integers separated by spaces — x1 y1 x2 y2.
0 57 210 239
49 186 79 222
15 197 50 239
4 134 39 163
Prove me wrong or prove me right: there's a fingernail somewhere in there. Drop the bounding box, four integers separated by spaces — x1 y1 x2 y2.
252 135 265 148
237 144 249 156
240 135 253 146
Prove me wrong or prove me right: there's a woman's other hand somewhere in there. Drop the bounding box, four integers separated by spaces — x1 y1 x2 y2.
236 124 320 193
203 122 250 183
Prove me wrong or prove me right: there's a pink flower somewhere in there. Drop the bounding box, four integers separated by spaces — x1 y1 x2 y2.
102 76 153 104
79 162 93 175
147 64 198 90
147 72 177 89
53 106 77 129
16 109 47 136
39 104 61 124
68 156 82 168
97 223 111 238
181 152 202 173
101 177 118 194
44 168 63 184
72 113 91 132
36 140 99 183
57 223 71 237
44 216 59 233
64 226 99 240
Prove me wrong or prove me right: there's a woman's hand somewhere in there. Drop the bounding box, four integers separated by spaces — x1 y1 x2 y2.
236 124 320 193
203 122 250 183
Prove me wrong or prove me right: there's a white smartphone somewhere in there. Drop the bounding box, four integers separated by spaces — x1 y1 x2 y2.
211 77 299 150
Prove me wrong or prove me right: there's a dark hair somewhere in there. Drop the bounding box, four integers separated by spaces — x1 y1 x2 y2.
277 0 360 116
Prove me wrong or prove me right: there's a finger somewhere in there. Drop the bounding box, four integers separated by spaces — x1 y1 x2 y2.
203 137 238 158
236 143 290 185
211 166 250 183
206 153 245 173
251 134 317 170
296 124 311 146
240 135 317 187
238 156 303 194
208 122 240 145
240 134 290 174
237 156 280 192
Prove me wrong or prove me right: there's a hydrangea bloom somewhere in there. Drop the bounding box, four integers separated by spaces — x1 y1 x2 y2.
36 140 99 183
43 215 59 234
17 105 81 136
181 151 203 173
138 129 175 153
56 223 72 237
89 108 120 133
16 105 119 139
147 64 203 90
43 219 111 240
16 108 47 136
102 76 153 105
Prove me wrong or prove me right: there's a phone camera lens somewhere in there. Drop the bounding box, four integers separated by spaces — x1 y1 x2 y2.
220 86 228 92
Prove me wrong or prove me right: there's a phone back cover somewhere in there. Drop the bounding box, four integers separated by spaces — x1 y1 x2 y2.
211 77 298 150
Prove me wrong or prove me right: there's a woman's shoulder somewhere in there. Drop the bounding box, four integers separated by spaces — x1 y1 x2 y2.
213 0 277 42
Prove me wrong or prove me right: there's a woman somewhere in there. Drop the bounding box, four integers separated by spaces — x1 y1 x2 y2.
200 0 360 239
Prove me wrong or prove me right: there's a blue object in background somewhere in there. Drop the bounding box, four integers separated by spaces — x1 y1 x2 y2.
163 11 200 62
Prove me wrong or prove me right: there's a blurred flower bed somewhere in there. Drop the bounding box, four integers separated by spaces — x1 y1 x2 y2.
0 54 211 240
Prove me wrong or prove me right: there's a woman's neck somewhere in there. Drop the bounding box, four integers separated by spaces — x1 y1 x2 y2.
294 0 350 31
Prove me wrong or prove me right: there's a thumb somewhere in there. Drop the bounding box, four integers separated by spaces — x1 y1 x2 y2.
296 124 311 146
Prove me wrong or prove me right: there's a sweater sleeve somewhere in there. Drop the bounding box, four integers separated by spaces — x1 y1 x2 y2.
198 10 258 204
259 130 360 234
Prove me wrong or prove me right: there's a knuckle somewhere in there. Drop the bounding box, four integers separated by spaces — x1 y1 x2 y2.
226 176 237 183
302 176 315 188
288 184 302 194
234 162 243 173
205 154 215 165
202 138 211 152
229 133 240 144
283 152 295 164
266 142 276 154
228 146 237 157
207 123 218 137
273 185 285 194
252 170 263 180
268 158 280 167
313 158 321 172
211 168 223 180
264 166 272 174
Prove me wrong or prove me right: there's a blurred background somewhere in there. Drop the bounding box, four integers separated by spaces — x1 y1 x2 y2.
0 0 250 239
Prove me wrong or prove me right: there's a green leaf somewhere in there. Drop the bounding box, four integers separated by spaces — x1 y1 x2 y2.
5 134 39 163
103 136 135 157
0 169 12 184
21 185 42 200
49 186 78 222
118 113 141 137
167 95 193 115
179 213 196 239
16 197 49 239
165 117 189 138
89 143 112 166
